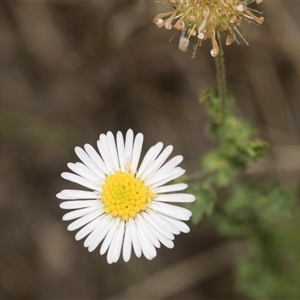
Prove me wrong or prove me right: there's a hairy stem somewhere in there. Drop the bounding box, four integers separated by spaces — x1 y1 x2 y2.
214 31 227 141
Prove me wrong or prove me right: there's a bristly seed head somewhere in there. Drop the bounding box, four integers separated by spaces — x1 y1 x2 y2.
153 0 264 57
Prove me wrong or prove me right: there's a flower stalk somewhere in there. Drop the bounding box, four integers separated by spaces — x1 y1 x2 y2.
214 31 227 140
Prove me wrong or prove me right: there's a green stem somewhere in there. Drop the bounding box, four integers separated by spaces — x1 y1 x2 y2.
214 31 227 141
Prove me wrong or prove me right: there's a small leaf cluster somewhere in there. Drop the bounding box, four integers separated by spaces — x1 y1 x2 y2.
188 88 269 223
200 88 268 187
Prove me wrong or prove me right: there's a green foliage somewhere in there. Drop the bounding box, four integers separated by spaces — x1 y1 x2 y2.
187 182 215 225
189 88 300 299
218 181 300 299
188 89 269 221
215 180 297 236
234 208 300 298
237 230 300 299
201 88 268 165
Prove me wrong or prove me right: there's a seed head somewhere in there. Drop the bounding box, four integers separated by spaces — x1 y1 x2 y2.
153 0 264 57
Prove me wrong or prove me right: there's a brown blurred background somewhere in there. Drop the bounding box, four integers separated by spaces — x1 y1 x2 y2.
1 1 300 299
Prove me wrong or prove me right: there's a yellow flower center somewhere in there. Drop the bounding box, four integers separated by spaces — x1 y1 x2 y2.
101 171 155 221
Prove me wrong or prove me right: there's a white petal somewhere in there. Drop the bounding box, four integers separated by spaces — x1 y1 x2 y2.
106 131 120 171
84 215 112 249
130 133 144 173
67 210 102 231
154 193 195 203
141 145 173 181
146 155 183 182
98 135 114 174
83 214 112 247
149 168 186 188
56 189 97 200
84 144 110 176
100 218 120 255
61 172 100 191
60 200 99 209
75 217 103 241
116 131 126 171
136 214 160 248
150 226 174 249
148 202 192 221
75 146 104 178
163 215 190 233
128 219 142 258
153 183 188 193
67 162 99 182
107 221 125 264
124 129 134 165
137 225 157 260
62 206 99 221
146 209 180 235
122 224 132 262
141 211 175 239
136 142 163 180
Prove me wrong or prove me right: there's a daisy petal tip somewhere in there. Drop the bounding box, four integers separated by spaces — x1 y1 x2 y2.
123 255 131 263
67 224 74 231
113 256 121 264
74 146 81 153
176 154 184 162
182 183 188 189
136 132 144 139
74 235 81 242
56 192 64 199
149 254 157 261
83 143 93 152
61 172 69 178
62 215 69 222
184 194 196 203
67 162 74 169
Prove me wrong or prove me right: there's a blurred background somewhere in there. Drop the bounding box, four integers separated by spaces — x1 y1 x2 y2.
1 1 300 299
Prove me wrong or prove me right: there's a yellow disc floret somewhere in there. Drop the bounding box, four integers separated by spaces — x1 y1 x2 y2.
101 171 155 221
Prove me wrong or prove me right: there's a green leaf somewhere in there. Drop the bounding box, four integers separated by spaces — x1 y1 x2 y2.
187 183 216 225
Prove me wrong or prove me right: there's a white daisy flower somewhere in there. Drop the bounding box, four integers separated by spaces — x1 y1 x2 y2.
56 129 195 264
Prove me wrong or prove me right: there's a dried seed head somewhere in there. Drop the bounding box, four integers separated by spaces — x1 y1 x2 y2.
153 0 264 56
